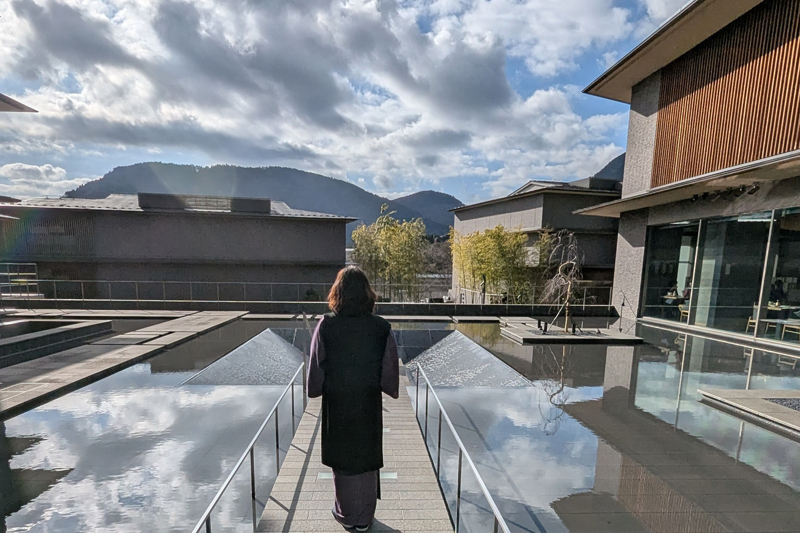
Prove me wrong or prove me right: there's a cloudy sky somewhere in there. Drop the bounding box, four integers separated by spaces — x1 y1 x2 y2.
0 0 688 203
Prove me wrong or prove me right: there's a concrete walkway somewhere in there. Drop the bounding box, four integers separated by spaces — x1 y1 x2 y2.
257 369 452 532
0 311 245 417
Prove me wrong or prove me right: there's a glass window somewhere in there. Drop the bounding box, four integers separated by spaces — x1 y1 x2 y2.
757 207 800 345
641 222 699 321
693 212 771 334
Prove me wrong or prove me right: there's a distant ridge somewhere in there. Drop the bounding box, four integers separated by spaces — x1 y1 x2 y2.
393 190 464 229
66 163 462 241
592 153 625 181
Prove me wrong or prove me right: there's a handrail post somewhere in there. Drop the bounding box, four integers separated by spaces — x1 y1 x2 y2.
275 410 280 476
455 449 463 533
436 412 442 478
302 363 307 411
53 281 58 307
415 366 420 417
250 448 256 499
424 382 429 442
135 282 139 309
205 516 211 533
291 381 296 433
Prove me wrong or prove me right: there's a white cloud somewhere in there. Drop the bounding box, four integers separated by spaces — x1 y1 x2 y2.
639 0 690 22
0 162 92 197
0 0 635 200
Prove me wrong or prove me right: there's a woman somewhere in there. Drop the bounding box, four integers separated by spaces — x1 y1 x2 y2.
307 266 399 531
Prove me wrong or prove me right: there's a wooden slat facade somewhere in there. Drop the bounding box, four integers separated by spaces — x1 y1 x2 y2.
651 0 800 188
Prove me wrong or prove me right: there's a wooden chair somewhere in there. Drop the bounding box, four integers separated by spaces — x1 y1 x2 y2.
781 322 800 341
778 354 798 369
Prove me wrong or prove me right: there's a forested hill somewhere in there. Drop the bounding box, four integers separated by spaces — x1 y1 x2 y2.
66 163 463 240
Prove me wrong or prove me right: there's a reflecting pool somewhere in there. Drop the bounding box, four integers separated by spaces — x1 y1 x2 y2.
1 319 302 532
419 322 800 533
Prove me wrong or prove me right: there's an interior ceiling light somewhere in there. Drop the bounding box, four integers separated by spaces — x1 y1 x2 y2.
748 183 761 195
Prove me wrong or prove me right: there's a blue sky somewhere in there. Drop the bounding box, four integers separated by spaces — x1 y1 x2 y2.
0 0 688 204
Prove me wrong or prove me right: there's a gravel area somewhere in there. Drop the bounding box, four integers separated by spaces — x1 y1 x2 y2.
767 398 800 412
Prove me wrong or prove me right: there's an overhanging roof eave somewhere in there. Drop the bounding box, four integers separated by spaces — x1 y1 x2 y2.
575 150 800 218
583 0 766 103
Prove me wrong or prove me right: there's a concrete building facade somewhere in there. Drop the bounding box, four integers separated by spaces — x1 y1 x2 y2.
581 0 800 345
0 194 353 298
451 177 622 286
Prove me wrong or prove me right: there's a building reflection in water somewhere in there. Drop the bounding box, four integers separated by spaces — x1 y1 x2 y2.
0 421 71 532
444 323 800 533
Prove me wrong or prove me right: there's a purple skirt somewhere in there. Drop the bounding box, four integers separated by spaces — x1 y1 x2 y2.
331 470 379 527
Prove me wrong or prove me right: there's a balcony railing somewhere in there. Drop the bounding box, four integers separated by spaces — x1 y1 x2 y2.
414 365 511 533
0 277 612 307
191 362 306 533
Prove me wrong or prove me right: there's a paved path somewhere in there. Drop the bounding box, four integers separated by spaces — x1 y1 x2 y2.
257 368 452 532
4 309 197 319
0 311 245 417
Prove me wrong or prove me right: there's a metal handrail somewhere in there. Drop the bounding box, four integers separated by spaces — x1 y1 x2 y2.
414 365 511 533
0 278 614 307
0 278 457 304
191 362 306 533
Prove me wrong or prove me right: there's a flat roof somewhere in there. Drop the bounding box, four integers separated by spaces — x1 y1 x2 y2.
0 194 355 222
576 150 800 218
452 184 619 213
584 0 765 103
0 93 38 113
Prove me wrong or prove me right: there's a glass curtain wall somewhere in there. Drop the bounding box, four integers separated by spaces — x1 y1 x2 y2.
757 207 800 344
641 207 800 354
692 212 771 334
641 223 699 321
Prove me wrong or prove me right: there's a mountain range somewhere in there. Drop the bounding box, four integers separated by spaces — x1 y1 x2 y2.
65 155 625 241
66 163 464 241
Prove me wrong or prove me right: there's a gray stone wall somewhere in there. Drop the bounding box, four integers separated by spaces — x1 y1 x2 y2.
0 208 348 284
622 71 661 199
453 195 544 234
541 193 618 232
611 210 648 318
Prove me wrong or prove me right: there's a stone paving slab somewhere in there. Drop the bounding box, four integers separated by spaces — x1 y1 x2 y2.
383 316 453 322
0 344 163 417
501 325 644 345
257 367 452 532
143 331 198 348
243 314 299 320
699 388 800 434
91 332 165 345
137 311 246 333
0 312 244 418
451 316 500 323
7 309 197 319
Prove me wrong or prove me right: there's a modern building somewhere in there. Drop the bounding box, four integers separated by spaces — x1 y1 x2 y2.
580 0 800 345
451 171 622 300
0 193 354 300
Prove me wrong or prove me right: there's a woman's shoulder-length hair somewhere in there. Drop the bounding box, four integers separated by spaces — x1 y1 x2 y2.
327 266 377 316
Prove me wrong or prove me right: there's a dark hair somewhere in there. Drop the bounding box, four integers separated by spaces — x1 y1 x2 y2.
327 266 377 316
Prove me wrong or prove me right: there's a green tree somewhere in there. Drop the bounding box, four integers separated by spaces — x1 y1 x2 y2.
351 204 427 301
451 225 545 304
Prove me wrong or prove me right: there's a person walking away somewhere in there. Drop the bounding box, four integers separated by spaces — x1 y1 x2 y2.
307 266 399 531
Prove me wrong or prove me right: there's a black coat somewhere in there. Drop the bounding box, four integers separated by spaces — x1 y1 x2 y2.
307 313 399 475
